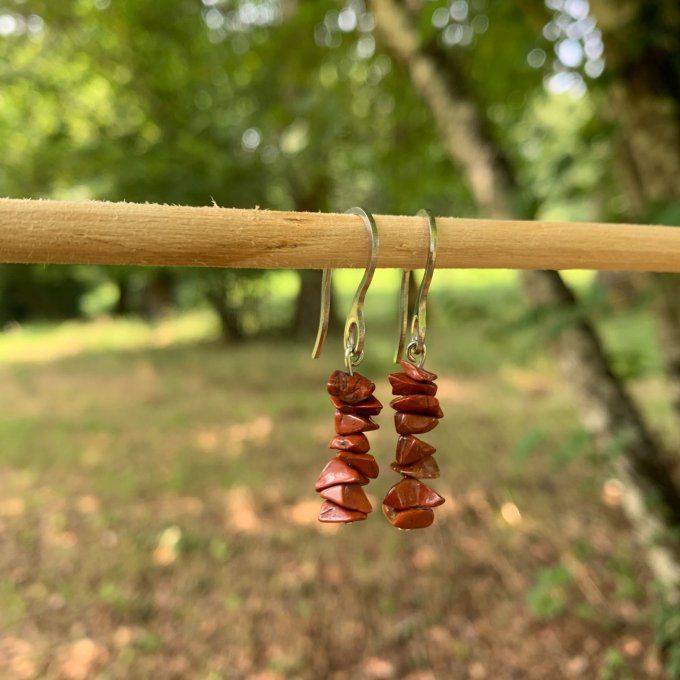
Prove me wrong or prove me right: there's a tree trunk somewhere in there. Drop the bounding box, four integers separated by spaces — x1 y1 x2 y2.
370 0 680 596
596 272 648 310
113 274 131 316
654 274 680 425
523 269 680 595
207 283 244 342
292 270 329 339
589 0 680 427
289 176 340 339
142 270 174 321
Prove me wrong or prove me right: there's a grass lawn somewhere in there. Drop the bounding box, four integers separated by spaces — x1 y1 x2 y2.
0 276 674 679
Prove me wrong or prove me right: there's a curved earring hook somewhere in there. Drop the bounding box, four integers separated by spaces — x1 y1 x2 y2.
311 267 332 360
343 207 379 373
394 268 410 365
312 207 379 376
395 208 437 366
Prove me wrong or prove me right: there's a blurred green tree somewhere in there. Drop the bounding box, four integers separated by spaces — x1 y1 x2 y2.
0 0 465 335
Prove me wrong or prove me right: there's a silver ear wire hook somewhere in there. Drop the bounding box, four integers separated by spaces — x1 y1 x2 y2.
343 207 379 373
395 209 437 367
312 207 379 376
395 269 410 364
312 267 332 360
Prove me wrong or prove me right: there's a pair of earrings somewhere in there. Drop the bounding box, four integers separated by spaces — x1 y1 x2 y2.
312 208 445 530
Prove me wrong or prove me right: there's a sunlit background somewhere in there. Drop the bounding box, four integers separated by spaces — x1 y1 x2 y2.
1 1 679 678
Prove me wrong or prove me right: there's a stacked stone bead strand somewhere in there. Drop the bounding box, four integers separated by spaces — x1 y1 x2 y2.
315 370 383 523
382 360 445 529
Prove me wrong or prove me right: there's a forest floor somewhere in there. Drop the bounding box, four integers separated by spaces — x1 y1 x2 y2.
0 286 675 679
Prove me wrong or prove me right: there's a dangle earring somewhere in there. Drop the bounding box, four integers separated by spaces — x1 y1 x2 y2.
312 208 383 524
382 209 445 530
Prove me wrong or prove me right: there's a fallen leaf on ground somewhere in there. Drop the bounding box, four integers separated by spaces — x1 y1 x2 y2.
57 638 108 680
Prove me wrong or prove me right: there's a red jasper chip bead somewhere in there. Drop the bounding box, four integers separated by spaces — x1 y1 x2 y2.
316 369 382 524
395 413 439 435
330 395 383 416
400 360 437 382
335 452 379 479
391 454 440 479
328 434 370 453
326 370 376 404
390 395 443 418
384 361 444 530
389 372 437 396
383 504 434 530
320 483 372 513
319 500 367 523
334 412 379 435
383 478 445 510
315 458 369 491
395 435 436 465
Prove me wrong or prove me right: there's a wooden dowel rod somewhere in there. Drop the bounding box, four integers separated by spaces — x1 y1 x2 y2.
0 198 679 271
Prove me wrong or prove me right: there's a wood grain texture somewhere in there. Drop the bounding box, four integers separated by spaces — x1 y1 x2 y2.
1 198 679 271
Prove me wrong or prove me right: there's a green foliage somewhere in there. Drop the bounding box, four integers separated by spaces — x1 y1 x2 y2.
512 426 591 470
0 0 631 329
511 428 544 464
526 565 572 619
0 578 26 626
655 602 680 679
645 202 680 227
599 648 632 680
0 0 469 326
551 428 590 469
134 630 164 654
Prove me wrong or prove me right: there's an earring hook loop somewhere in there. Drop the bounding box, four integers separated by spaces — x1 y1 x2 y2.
395 208 437 367
312 207 379 376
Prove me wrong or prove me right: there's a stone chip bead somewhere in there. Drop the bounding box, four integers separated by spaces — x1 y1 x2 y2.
400 360 437 383
334 412 379 435
320 483 372 514
335 452 379 479
315 457 369 492
388 372 437 396
394 413 439 435
382 504 434 530
319 500 367 523
328 434 370 454
316 369 382 524
390 454 440 479
383 360 445 530
395 435 436 465
383 478 445 510
330 395 383 416
327 370 376 404
391 395 443 418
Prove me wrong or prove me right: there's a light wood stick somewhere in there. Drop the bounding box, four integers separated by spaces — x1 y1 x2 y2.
1 198 678 271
